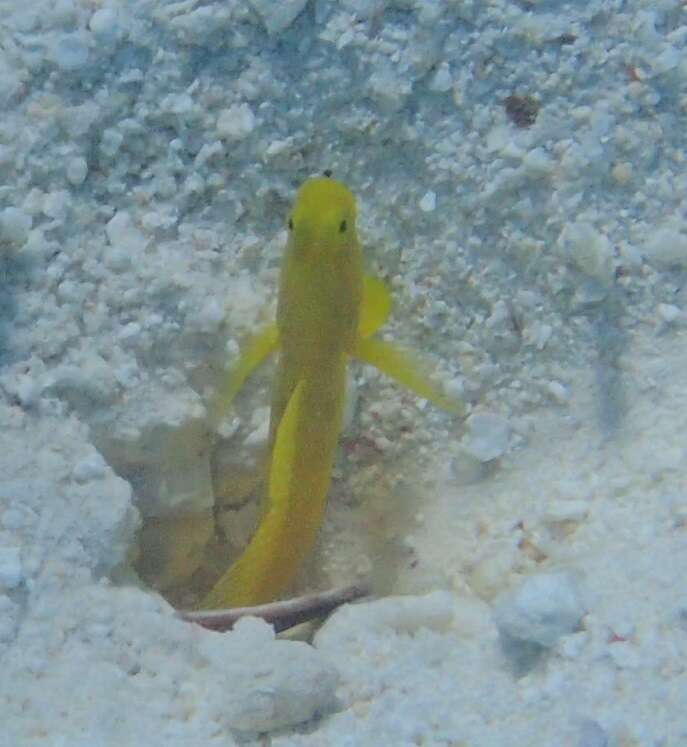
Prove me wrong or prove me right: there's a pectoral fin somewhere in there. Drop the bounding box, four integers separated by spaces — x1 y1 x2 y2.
359 275 392 339
209 323 279 429
354 337 465 417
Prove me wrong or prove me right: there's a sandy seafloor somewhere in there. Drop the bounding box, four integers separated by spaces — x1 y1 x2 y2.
2 0 687 745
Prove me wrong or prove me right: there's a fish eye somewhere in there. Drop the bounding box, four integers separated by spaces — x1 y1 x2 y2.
288 217 294 230
339 219 347 233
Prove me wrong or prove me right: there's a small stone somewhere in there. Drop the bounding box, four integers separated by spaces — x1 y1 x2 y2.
14 374 40 408
52 33 90 71
368 65 412 112
469 544 518 600
0 547 23 590
419 191 436 212
522 147 554 175
657 303 681 323
651 45 680 74
493 572 585 647
504 94 540 128
89 8 120 40
43 190 70 221
216 619 339 733
105 211 147 258
557 222 614 283
578 719 609 747
645 224 687 268
217 104 256 140
100 128 124 158
0 207 32 246
250 0 308 35
545 381 570 404
429 62 452 92
611 162 632 185
463 412 510 462
66 157 88 186
72 455 107 484
245 407 270 447
524 321 553 350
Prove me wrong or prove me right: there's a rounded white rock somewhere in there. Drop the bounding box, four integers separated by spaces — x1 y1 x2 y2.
644 223 687 268
52 33 90 71
429 63 453 92
0 547 23 590
0 207 32 246
89 8 120 39
66 157 88 186
217 104 256 141
493 572 585 647
557 222 614 283
419 191 437 212
463 412 511 462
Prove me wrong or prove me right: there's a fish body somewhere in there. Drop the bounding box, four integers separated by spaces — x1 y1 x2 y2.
199 177 462 609
270 178 362 448
202 178 361 607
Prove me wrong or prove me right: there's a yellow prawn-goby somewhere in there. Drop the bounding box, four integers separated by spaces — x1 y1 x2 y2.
198 176 463 610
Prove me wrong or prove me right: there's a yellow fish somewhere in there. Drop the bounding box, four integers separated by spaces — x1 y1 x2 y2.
199 176 462 609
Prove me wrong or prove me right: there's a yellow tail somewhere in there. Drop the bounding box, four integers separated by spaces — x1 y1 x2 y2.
199 358 346 609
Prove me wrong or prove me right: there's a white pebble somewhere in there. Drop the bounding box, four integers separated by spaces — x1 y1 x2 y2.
315 591 456 650
13 373 40 408
105 247 132 272
100 128 123 158
651 45 680 74
66 157 88 186
72 455 107 484
657 303 681 323
0 547 23 590
250 0 309 35
493 572 585 647
52 33 90 71
419 191 436 212
89 8 120 40
524 320 552 350
469 545 519 600
43 190 70 221
611 161 632 185
545 380 570 404
368 66 412 112
522 147 554 175
217 104 256 140
557 222 614 283
193 299 224 333
578 719 609 747
543 500 589 524
245 407 270 447
429 62 452 92
645 224 687 268
119 322 141 343
463 412 510 462
105 211 147 256
50 0 76 26
0 207 32 246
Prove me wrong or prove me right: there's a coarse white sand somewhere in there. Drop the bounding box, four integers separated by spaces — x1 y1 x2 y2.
1 1 686 745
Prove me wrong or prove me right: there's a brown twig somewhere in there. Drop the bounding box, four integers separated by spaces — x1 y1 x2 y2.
178 582 370 633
